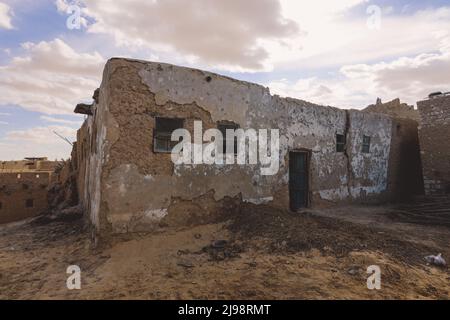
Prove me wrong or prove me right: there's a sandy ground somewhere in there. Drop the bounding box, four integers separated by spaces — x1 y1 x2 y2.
0 204 449 300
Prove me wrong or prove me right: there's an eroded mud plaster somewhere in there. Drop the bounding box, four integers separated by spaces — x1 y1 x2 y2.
78 58 395 234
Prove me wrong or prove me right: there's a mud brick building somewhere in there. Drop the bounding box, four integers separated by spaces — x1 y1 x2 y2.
364 98 424 199
418 93 450 195
0 158 57 224
70 58 426 236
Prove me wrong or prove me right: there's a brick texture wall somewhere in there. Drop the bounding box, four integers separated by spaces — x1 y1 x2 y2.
0 172 51 224
417 94 450 195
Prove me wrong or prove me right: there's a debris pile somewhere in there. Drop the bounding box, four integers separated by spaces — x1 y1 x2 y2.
228 203 438 265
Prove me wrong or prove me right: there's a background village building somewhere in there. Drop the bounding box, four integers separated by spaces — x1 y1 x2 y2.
73 58 425 236
417 93 450 195
0 158 57 224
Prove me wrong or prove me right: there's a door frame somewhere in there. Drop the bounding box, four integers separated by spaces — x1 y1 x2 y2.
289 149 312 211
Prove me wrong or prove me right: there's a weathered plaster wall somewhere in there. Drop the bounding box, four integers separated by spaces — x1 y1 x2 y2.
81 58 394 234
321 110 392 201
76 62 120 235
418 95 450 195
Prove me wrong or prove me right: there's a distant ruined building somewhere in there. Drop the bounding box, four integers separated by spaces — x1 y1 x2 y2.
0 158 57 224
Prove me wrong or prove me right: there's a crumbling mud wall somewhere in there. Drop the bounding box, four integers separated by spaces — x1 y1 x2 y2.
47 153 79 212
77 58 396 235
0 158 56 172
418 94 450 195
75 68 115 235
386 118 424 199
364 99 424 200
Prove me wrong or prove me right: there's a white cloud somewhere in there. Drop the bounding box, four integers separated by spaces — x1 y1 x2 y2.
268 76 367 109
271 2 450 70
0 125 76 160
5 124 76 143
41 115 83 126
56 0 450 75
341 45 450 101
0 2 13 29
0 38 104 115
268 36 450 108
69 0 299 71
55 0 72 12
264 4 450 108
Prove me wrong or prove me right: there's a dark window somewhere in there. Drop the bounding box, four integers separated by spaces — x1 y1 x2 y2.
22 183 29 190
362 135 371 153
218 122 239 154
336 134 346 153
153 118 184 153
0 201 2 210
26 199 34 208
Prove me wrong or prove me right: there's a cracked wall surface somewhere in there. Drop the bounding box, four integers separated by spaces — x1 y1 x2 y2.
77 58 396 235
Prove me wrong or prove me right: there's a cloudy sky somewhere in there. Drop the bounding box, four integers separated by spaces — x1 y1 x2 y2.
0 0 449 160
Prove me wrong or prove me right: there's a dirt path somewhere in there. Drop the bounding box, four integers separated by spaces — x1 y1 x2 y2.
0 204 449 299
